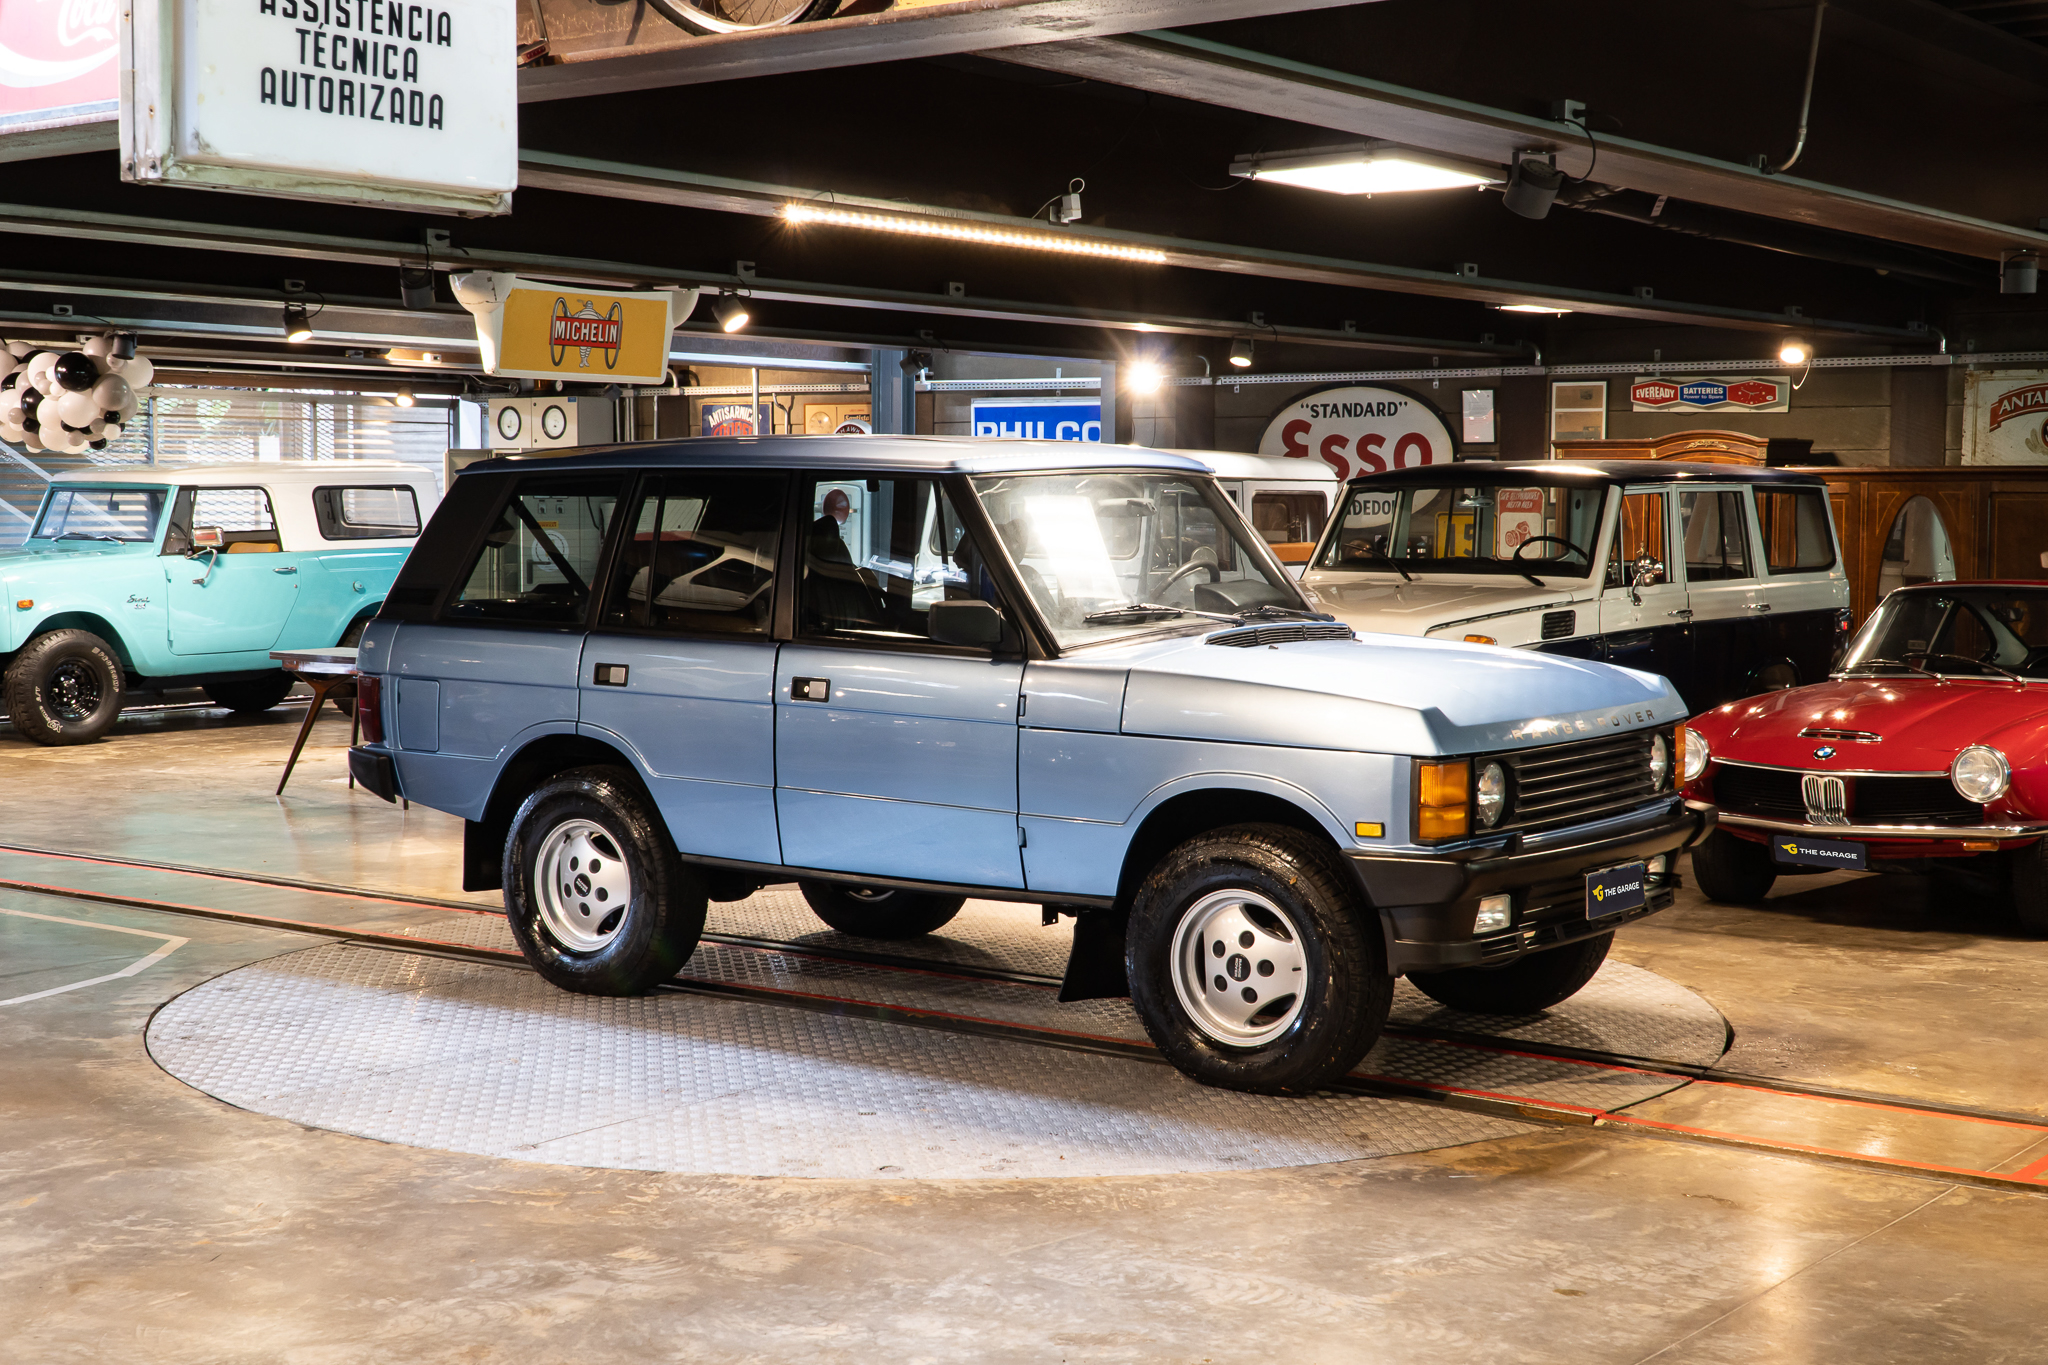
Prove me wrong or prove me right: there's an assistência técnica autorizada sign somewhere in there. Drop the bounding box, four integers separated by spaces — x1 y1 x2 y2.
256 0 456 129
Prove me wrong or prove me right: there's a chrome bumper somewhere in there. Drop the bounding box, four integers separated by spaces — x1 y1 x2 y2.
1718 812 2048 843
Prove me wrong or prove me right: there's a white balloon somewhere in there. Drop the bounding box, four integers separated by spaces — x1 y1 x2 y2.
91 374 132 411
21 429 42 451
55 389 97 427
103 423 122 440
81 336 109 359
0 390 21 419
0 356 16 383
6 341 29 359
120 355 154 389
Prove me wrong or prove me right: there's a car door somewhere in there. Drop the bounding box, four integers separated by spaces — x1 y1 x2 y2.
1675 485 1768 708
163 485 301 657
1753 483 1850 684
1597 488 1692 692
578 470 786 867
775 473 1026 889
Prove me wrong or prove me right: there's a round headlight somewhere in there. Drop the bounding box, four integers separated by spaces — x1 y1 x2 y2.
1649 732 1671 791
1476 761 1506 828
1951 745 2011 804
1679 725 1708 784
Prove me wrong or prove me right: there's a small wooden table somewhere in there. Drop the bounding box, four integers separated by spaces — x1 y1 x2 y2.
269 647 359 796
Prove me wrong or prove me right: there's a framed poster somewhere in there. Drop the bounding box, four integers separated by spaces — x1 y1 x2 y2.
1551 382 1607 446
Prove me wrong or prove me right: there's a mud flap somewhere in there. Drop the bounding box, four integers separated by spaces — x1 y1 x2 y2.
1058 907 1130 1002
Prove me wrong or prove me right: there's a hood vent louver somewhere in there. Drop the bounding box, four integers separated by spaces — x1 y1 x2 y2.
1799 727 1881 743
1207 622 1358 647
1541 610 1576 641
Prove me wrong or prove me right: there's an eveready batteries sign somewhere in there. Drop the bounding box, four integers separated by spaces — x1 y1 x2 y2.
451 272 700 386
1257 385 1452 480
1630 375 1790 413
972 398 1102 441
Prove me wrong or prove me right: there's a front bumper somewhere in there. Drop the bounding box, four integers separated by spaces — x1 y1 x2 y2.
1718 812 2048 850
1348 797 1714 974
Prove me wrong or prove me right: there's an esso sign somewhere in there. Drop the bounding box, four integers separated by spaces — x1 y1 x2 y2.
1257 385 1454 480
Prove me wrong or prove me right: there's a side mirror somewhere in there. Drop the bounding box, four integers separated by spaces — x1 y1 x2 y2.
928 599 1009 650
191 525 224 552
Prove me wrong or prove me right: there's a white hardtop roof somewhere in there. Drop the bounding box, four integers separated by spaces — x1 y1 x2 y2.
50 461 433 487
1164 449 1340 482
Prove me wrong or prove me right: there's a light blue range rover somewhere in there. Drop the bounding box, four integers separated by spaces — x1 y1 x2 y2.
350 440 1712 1094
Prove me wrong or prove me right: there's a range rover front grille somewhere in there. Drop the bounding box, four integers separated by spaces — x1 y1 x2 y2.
1713 764 1981 826
1497 730 1662 834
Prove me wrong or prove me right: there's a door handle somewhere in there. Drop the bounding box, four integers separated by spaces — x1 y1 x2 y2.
1667 608 1693 619
791 677 831 702
593 663 629 687
272 565 298 575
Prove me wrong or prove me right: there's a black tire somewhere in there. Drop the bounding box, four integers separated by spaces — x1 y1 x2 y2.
798 881 965 939
204 672 296 714
1409 933 1612 1016
1690 829 1778 904
503 766 706 994
644 0 836 37
331 619 367 717
2 628 124 745
1126 823 1390 1095
2008 837 2048 936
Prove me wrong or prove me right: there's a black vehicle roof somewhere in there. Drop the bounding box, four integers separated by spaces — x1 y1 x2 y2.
1345 460 1830 489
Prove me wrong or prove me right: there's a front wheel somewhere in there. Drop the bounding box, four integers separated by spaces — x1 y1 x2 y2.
1410 933 1611 1016
645 0 837 36
1690 830 1777 904
1127 823 1390 1095
504 766 706 994
204 672 296 714
3 628 124 745
798 881 965 939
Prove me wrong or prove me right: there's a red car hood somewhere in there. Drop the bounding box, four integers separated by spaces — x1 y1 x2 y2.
1692 676 2048 773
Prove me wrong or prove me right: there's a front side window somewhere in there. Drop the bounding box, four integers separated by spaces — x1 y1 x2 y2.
1317 482 1606 578
314 485 421 540
1841 588 2048 680
601 473 784 637
971 471 1303 648
32 486 166 543
1606 491 1670 589
798 476 1005 644
1678 490 1752 582
447 476 624 626
161 487 280 554
1757 487 1838 574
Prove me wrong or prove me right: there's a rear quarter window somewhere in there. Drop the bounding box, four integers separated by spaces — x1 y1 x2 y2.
314 485 422 540
1756 487 1836 573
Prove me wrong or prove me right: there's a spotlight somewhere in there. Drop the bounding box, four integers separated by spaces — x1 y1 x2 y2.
900 349 934 379
1778 338 1812 366
1227 337 1254 368
2002 252 2039 295
1502 156 1563 220
398 266 435 310
1128 361 1165 395
1230 141 1504 195
109 331 137 360
394 386 415 408
713 293 750 333
281 300 313 343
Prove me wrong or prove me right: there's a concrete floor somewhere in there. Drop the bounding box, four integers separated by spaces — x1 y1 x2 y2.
4 701 2047 1363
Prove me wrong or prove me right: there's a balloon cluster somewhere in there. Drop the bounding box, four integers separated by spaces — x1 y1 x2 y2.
0 336 153 454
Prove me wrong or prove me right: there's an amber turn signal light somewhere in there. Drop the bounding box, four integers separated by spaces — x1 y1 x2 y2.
1416 760 1470 841
14 599 30 610
1463 634 1497 645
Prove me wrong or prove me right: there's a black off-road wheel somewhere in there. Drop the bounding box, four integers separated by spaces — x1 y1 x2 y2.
1410 933 1612 1016
504 766 706 994
2 628 124 745
1126 823 1390 1095
204 672 296 714
798 881 966 939
1690 830 1778 904
2007 836 2048 937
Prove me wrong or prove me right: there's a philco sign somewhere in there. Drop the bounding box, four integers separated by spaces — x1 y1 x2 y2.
451 272 700 386
119 0 516 213
1629 375 1790 413
1257 385 1453 480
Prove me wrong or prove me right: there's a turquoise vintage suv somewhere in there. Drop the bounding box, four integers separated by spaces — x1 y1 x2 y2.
0 462 440 744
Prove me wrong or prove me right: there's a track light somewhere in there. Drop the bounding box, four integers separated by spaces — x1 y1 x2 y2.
713 293 750 333
1128 361 1165 395
1778 338 1812 366
783 204 1167 265
109 331 137 360
900 349 934 379
1498 304 1572 315
281 300 313 343
2003 252 2039 295
1228 337 1254 368
398 266 435 310
1502 156 1564 220
1231 141 1503 195
394 386 415 408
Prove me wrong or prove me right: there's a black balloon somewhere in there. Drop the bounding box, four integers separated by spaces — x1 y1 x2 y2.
21 390 40 416
22 415 37 432
53 352 96 392
103 409 120 423
89 438 107 450
1 373 14 390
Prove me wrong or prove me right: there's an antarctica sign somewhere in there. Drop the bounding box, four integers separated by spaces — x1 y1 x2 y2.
1258 385 1454 480
119 0 516 212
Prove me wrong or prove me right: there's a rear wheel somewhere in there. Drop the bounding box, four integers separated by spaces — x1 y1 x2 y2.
798 881 965 939
2008 837 2048 936
1127 823 1390 1095
1690 830 1777 904
645 0 837 35
204 672 296 714
1409 934 1611 1016
504 766 706 994
3 628 124 745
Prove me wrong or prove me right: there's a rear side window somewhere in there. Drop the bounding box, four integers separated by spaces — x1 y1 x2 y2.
1756 487 1836 573
446 475 625 626
600 473 785 637
314 485 421 540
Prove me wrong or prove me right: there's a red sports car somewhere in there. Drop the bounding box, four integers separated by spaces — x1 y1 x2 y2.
1680 580 2048 933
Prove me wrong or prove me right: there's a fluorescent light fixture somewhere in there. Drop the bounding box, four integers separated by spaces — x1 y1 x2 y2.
783 204 1167 264
1779 338 1812 365
713 294 751 333
1228 337 1254 368
1497 304 1573 315
1128 361 1165 395
281 300 313 343
1230 141 1504 196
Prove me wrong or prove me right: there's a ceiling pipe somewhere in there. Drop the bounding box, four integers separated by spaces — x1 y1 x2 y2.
1761 3 1828 176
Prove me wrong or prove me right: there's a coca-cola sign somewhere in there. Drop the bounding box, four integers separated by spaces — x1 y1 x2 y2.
1256 385 1454 480
0 0 120 123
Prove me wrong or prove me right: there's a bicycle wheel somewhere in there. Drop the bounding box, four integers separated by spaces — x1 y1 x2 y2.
647 0 838 35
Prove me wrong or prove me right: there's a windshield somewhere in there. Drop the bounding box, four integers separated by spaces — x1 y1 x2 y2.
31 486 168 543
1840 588 2048 680
970 471 1304 647
1314 481 1607 578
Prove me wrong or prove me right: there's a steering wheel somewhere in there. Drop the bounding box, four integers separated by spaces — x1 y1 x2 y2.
1157 557 1221 594
1512 535 1589 564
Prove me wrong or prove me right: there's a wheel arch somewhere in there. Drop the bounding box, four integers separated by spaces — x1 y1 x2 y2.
16 612 138 672
1112 780 1350 913
463 731 652 892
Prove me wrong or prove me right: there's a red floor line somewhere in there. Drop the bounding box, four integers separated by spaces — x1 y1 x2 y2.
1679 1074 2048 1133
0 847 504 918
0 876 456 947
2012 1151 2048 1181
1348 1072 1609 1117
1598 1113 2048 1183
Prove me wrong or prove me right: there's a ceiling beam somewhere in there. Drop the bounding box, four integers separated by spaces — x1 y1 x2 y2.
987 29 2048 262
515 0 1372 103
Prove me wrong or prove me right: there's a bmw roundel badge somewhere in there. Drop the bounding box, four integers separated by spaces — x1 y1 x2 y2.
1813 745 1836 760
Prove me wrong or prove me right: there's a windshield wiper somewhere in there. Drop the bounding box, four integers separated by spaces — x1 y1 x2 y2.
52 532 124 543
1083 602 1241 626
1355 552 1412 582
1235 604 1336 623
1845 656 1941 680
1907 651 2028 683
